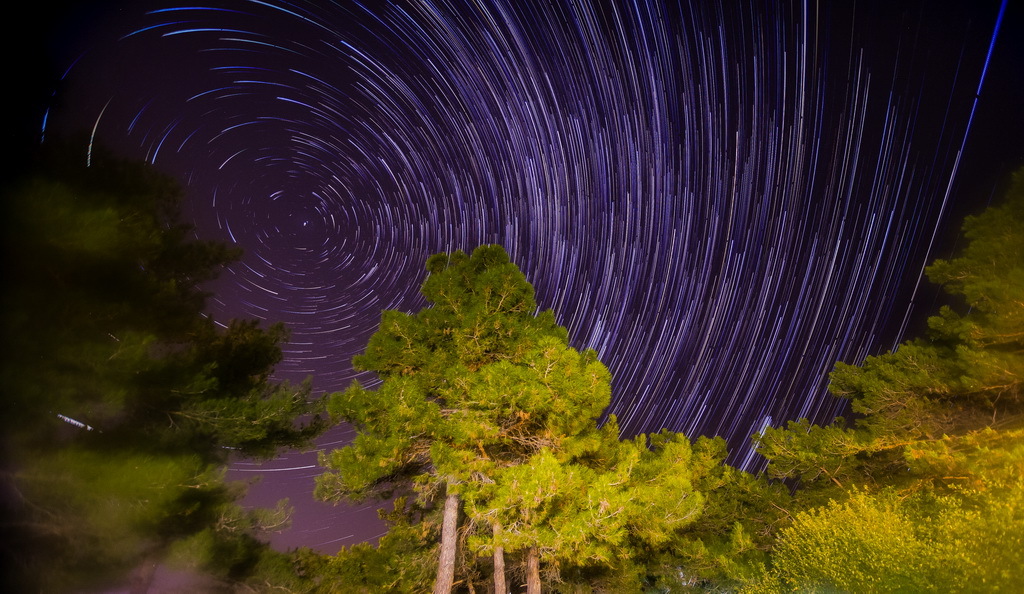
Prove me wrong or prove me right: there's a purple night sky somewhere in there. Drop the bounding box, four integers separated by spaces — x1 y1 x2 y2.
20 0 1024 553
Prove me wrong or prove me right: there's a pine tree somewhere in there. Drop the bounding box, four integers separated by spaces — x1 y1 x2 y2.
316 245 571 592
1 143 326 592
317 245 719 592
751 168 1024 591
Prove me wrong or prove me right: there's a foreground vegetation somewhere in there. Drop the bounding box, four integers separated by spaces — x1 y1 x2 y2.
311 168 1024 592
3 146 1020 592
1 143 328 592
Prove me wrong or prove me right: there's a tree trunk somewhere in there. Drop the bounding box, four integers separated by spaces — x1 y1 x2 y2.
526 545 541 594
433 487 460 594
493 522 506 594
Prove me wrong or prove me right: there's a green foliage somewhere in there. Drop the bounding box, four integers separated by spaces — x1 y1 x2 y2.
748 479 1024 593
317 245 598 590
164 498 301 587
756 168 1024 492
316 377 442 501
1 143 326 591
748 167 1024 592
353 244 566 381
13 448 206 591
317 245 569 502
448 427 714 592
669 437 792 588
317 245 725 591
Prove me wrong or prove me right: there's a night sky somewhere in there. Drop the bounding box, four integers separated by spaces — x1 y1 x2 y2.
22 0 1024 553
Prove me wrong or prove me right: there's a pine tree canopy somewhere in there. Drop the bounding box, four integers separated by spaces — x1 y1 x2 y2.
2 144 327 592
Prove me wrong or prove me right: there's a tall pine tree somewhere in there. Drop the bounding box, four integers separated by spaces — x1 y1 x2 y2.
317 245 718 592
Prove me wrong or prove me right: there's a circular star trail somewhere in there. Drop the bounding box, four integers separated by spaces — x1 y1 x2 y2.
41 0 1022 551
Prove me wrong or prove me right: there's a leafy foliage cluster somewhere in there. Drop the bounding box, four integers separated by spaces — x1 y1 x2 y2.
748 169 1024 592
313 245 789 592
1 143 326 592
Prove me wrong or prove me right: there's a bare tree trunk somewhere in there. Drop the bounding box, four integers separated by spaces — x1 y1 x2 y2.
433 487 460 594
526 545 541 594
492 522 506 594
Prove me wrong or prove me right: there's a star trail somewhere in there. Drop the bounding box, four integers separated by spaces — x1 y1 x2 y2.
36 0 1021 552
